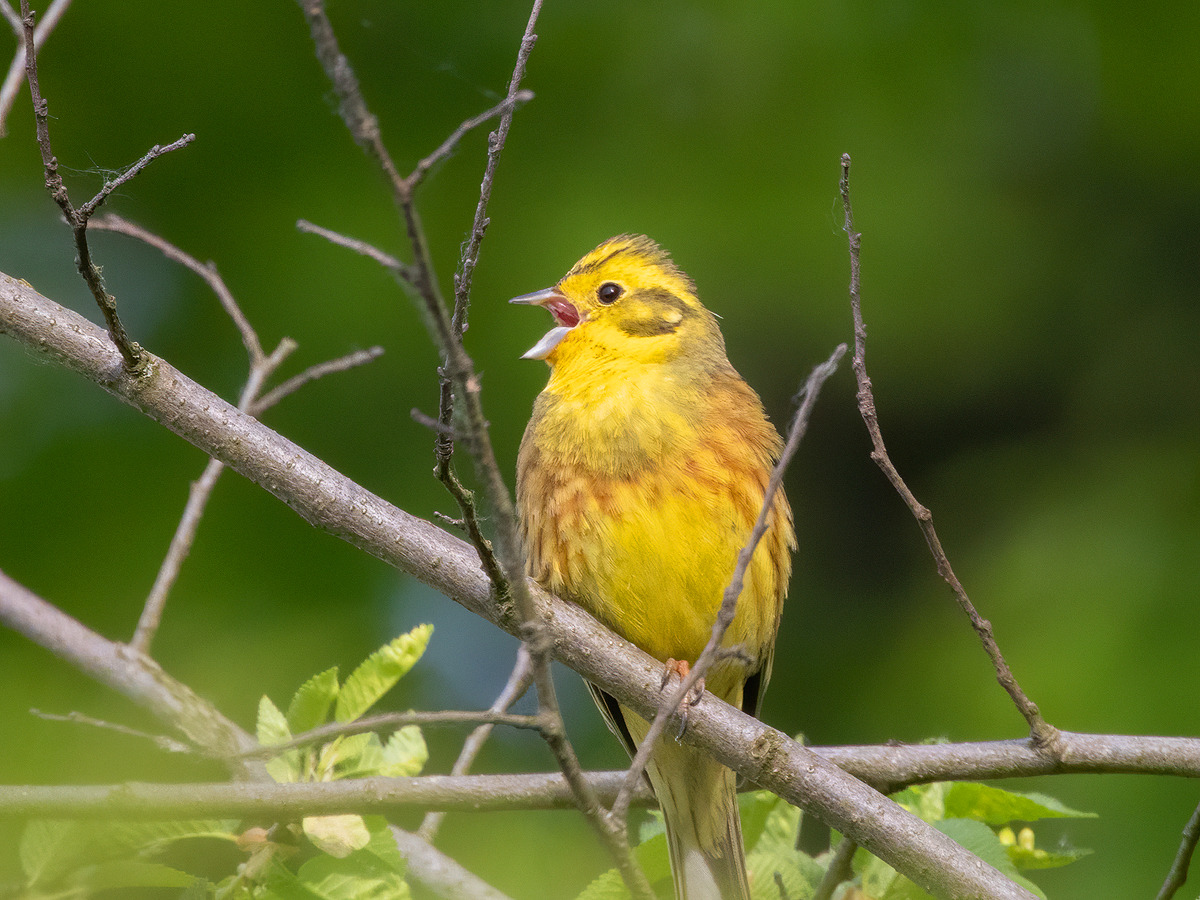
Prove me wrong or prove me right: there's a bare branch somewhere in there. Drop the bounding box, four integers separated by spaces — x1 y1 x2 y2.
0 566 261 777
92 213 263 361
4 730 1200 820
1157 799 1200 900
76 133 195 220
391 827 517 900
252 346 384 416
29 708 193 754
0 273 1042 900
296 218 412 281
241 708 544 761
19 2 191 372
837 153 1059 753
409 88 535 191
813 836 858 900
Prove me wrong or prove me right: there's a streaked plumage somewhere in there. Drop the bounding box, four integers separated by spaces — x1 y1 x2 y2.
514 235 795 899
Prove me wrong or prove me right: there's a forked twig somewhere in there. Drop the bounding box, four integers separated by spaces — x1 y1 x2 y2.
89 215 382 655
20 1 192 372
837 152 1059 751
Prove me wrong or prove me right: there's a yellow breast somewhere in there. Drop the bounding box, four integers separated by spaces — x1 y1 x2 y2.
517 361 792 701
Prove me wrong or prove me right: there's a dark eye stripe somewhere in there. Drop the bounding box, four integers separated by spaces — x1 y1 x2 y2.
617 287 692 337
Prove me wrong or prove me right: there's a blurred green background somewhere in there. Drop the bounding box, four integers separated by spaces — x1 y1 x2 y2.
1 0 1198 897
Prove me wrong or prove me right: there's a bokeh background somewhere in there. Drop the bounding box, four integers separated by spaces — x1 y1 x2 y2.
1 1 1198 897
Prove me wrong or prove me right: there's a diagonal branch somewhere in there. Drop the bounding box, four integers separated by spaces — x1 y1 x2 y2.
0 272 1039 900
88 216 381 655
838 153 1059 753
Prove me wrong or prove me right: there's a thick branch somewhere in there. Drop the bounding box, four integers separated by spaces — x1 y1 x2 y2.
1 271 1040 900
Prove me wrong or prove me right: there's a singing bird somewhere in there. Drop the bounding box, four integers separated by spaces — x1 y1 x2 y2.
513 235 795 899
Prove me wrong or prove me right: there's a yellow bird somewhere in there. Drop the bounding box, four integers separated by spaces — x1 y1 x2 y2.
513 235 795 900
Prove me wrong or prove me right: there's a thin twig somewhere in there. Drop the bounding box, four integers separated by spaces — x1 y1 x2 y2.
93 214 263 361
0 0 70 136
296 218 412 281
92 217 380 653
1157 799 1200 900
837 152 1060 753
252 347 384 415
611 344 846 824
294 3 649 895
76 134 195 219
812 835 859 900
29 708 193 754
418 647 536 842
20 2 192 372
409 88 534 190
243 707 544 760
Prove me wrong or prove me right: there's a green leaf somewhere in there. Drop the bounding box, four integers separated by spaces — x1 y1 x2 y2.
335 625 433 723
944 783 1096 825
745 793 823 900
259 694 302 783
738 790 780 853
295 841 411 900
258 695 293 746
304 815 372 859
287 667 340 734
1000 825 1093 870
377 726 428 777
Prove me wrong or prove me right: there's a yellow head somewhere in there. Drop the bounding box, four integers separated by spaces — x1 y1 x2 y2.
511 235 726 370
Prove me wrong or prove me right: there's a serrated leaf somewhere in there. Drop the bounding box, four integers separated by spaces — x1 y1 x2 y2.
575 868 630 900
944 783 1096 825
358 817 407 872
377 726 428 777
258 695 293 746
296 843 411 900
304 815 371 859
287 667 340 735
335 625 433 723
259 695 303 782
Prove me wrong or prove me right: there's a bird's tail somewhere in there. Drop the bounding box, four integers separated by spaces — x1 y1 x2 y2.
629 713 751 900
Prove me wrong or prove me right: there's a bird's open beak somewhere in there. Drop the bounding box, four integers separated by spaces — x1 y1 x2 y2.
509 287 582 360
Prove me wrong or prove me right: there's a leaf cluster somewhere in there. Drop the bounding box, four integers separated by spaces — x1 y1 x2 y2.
578 780 1093 900
15 626 433 900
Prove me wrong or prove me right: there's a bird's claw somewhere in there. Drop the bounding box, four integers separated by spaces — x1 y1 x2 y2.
661 659 705 739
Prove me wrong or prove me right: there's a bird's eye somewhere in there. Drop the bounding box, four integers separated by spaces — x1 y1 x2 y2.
597 282 624 304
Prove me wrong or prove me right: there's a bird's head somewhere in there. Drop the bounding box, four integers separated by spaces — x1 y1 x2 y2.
511 235 725 368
